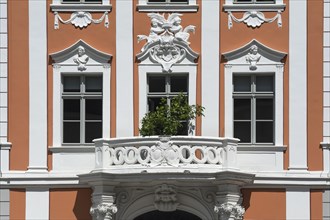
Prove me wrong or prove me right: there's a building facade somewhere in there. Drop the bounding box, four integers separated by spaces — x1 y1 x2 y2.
0 0 329 219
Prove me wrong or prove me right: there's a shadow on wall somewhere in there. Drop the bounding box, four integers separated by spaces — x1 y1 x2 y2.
73 188 93 220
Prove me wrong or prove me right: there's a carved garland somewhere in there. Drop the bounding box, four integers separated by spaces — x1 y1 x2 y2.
54 11 109 29
228 10 282 29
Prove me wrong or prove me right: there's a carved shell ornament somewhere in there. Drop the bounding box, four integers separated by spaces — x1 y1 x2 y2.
137 13 196 72
54 11 109 29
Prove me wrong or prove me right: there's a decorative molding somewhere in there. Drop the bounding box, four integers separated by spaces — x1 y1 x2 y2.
154 184 179 212
227 10 282 29
137 0 198 12
90 203 117 220
136 13 198 73
214 203 245 220
54 11 109 29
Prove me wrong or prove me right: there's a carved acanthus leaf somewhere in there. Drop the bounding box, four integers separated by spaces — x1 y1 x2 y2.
214 203 245 220
90 203 117 220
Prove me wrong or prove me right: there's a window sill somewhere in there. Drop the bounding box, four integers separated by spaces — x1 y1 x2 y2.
136 4 198 12
49 146 95 153
223 3 285 12
237 145 287 152
50 4 112 12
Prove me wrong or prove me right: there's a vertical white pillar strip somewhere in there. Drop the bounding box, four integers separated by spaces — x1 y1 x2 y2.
289 0 308 170
28 0 48 171
116 0 133 137
103 66 111 139
201 0 220 136
26 189 49 220
286 188 310 220
224 65 233 137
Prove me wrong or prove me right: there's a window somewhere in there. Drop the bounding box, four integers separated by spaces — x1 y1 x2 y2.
233 75 274 144
62 75 102 144
61 0 102 3
234 0 275 4
147 74 188 134
148 0 188 4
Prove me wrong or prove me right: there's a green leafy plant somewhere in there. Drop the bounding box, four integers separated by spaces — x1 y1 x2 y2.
139 93 204 136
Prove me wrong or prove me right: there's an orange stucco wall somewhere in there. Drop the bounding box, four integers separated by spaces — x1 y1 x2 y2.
10 189 26 220
8 0 29 171
242 189 286 220
311 190 323 220
49 188 92 220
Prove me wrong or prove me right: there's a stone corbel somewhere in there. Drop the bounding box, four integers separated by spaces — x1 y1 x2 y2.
54 11 109 29
227 10 282 29
154 184 180 212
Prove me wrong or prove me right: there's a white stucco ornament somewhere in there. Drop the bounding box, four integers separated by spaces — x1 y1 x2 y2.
228 10 282 29
154 184 179 212
54 11 109 29
137 13 198 72
245 45 261 70
214 202 245 220
90 203 117 220
73 46 89 71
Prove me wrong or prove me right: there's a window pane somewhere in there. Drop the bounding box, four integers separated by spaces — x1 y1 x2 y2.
63 76 80 92
256 122 273 143
170 0 188 3
62 0 80 2
85 122 102 143
149 76 166 93
234 122 251 143
256 76 274 92
63 122 80 143
235 0 253 2
233 76 251 92
148 0 166 2
148 97 164 112
84 0 102 3
63 99 80 120
86 99 102 120
256 99 273 120
171 76 188 92
234 99 251 120
85 76 102 92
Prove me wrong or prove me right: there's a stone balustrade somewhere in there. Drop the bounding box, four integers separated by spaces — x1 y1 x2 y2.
94 136 239 171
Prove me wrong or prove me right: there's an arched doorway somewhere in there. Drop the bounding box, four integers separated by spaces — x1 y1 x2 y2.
134 210 202 220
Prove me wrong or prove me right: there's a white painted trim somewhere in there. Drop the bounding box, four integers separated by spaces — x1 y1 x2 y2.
137 0 197 12
138 65 197 135
51 0 111 12
201 0 219 137
26 189 49 220
116 0 133 137
52 65 111 147
321 143 330 172
28 0 48 171
286 188 310 220
0 142 11 172
289 0 307 170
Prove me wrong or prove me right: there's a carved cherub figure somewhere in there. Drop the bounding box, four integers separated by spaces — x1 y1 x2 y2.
73 46 89 71
246 45 261 70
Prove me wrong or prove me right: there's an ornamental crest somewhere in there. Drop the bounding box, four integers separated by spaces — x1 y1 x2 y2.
137 13 198 73
154 184 179 212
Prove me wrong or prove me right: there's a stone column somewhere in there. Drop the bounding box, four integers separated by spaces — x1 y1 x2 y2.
90 185 117 220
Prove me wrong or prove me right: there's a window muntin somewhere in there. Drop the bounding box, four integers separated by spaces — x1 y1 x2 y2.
147 74 188 134
233 75 274 144
62 75 102 144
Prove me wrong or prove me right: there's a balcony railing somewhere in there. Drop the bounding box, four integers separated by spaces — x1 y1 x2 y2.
93 136 239 173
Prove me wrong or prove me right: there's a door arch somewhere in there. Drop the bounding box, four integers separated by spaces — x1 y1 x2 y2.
134 210 202 220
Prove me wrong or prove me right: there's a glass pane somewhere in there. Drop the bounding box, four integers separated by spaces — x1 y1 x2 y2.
256 99 273 120
148 97 164 112
149 76 166 93
234 99 251 120
170 0 188 2
177 121 188 135
85 76 102 92
256 76 274 92
63 122 80 143
234 122 251 143
235 0 253 3
256 122 273 143
84 0 102 3
62 0 80 2
86 99 102 120
63 76 80 92
148 0 166 2
233 76 251 92
63 99 80 120
171 76 188 92
85 122 102 143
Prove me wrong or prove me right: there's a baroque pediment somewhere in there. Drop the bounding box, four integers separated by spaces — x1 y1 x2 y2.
222 39 286 69
50 40 112 70
136 13 199 73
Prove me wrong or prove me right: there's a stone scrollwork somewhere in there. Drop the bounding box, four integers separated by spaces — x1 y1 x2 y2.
73 46 89 71
154 184 179 212
54 11 109 29
228 10 282 29
214 203 245 220
137 13 197 72
90 203 118 220
245 45 261 70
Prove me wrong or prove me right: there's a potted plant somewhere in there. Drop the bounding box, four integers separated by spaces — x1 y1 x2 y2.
139 93 204 136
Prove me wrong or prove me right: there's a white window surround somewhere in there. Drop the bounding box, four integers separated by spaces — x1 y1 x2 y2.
137 0 198 12
50 40 112 149
51 0 111 11
223 39 286 148
223 0 285 11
